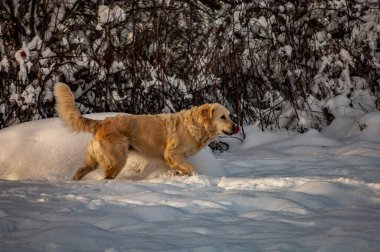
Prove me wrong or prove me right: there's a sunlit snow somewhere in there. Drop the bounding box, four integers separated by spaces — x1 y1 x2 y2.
1 113 380 251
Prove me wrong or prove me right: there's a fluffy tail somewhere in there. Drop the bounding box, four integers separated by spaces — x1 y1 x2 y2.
54 82 99 133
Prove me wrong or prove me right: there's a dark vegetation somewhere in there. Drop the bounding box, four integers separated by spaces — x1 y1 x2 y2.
1 0 379 134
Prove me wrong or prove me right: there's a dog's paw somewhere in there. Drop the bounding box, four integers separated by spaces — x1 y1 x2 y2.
175 170 188 176
167 169 193 176
166 170 178 177
175 170 183 176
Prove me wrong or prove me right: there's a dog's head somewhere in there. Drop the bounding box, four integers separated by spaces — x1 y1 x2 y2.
197 103 239 136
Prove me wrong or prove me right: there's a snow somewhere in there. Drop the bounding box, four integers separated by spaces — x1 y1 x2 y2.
14 44 30 85
97 5 126 27
0 55 10 73
3 1 380 132
1 113 380 251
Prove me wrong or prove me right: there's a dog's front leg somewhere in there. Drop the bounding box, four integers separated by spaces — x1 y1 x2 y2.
164 153 195 176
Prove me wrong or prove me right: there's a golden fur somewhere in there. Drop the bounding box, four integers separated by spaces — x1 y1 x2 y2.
54 82 237 180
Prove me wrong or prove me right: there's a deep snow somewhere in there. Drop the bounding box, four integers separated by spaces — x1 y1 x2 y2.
1 113 380 251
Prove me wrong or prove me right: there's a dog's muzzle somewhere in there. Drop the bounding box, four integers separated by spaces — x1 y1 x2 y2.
224 125 239 135
232 124 239 134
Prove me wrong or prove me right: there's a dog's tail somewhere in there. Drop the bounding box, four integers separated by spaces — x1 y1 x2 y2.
54 82 99 134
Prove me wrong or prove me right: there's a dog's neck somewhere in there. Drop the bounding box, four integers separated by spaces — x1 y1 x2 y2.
182 109 216 147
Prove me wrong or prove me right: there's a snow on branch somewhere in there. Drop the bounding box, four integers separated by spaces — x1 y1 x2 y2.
0 0 379 132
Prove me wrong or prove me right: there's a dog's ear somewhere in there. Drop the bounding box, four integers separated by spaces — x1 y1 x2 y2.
198 104 215 123
195 104 218 137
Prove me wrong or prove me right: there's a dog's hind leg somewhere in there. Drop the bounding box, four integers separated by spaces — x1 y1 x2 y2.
97 138 128 180
73 152 98 180
103 153 127 179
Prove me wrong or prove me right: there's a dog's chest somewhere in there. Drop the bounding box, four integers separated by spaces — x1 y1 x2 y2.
181 135 209 157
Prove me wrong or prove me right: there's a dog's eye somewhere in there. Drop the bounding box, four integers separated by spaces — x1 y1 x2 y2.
221 115 226 120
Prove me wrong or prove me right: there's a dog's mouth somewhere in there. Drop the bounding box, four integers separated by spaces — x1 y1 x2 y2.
223 125 239 135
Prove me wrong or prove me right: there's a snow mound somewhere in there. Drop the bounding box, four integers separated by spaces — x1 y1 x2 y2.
0 113 225 181
346 112 380 138
323 112 380 140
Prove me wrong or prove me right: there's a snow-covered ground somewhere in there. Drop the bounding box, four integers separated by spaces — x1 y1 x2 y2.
1 113 380 252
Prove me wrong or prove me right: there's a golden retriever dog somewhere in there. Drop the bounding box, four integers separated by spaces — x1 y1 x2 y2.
54 82 239 180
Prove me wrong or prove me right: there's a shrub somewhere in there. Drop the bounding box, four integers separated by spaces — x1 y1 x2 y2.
0 0 379 133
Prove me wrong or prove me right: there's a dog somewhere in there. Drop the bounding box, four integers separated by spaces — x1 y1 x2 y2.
54 82 239 180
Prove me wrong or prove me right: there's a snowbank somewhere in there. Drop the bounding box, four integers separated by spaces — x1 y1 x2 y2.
0 113 225 181
1 113 380 251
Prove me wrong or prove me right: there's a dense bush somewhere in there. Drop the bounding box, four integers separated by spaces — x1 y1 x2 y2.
0 0 379 133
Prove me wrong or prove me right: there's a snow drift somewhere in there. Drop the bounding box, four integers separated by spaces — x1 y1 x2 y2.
0 113 225 181
1 113 380 251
